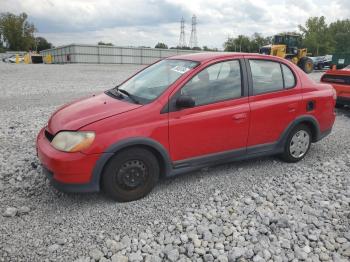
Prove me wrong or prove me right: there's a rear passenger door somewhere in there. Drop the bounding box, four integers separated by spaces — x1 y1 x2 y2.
245 57 302 149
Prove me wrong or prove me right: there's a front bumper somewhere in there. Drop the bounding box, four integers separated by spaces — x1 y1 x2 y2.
42 166 99 193
36 127 101 192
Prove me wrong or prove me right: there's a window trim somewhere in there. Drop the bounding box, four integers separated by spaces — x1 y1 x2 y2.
280 63 297 89
246 58 297 96
169 59 245 111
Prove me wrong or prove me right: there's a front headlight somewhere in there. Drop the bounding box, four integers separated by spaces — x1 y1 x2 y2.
51 131 95 152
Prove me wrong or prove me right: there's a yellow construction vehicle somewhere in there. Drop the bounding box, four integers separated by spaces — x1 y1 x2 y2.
259 33 314 74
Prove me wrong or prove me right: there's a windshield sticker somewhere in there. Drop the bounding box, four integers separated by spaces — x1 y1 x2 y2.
171 66 190 74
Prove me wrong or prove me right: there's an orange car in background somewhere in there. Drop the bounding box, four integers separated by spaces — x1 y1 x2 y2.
321 65 350 108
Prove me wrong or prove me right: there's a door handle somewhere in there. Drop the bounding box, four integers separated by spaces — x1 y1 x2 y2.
233 113 247 120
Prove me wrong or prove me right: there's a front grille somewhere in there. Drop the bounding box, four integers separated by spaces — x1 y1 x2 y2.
321 74 350 85
45 129 54 142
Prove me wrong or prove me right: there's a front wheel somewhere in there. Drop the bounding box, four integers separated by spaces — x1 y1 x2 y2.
102 148 159 202
280 125 311 163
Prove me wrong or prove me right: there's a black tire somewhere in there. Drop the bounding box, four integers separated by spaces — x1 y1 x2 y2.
298 57 314 74
102 147 159 202
280 124 312 163
317 63 324 70
335 103 344 109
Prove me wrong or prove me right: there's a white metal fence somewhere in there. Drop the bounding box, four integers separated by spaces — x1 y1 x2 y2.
40 44 202 65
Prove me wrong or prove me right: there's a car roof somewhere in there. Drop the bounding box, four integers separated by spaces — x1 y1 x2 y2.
168 52 273 63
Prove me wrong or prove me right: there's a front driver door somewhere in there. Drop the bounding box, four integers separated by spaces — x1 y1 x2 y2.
168 59 250 162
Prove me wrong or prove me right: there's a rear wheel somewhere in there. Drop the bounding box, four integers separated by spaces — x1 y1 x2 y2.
298 57 314 74
102 148 159 202
280 125 311 163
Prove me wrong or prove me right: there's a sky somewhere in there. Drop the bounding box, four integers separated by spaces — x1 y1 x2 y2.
0 0 349 49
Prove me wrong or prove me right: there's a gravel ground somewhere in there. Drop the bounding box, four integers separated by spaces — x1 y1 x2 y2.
0 63 349 262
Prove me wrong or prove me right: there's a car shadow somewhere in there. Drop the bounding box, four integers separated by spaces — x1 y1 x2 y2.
39 154 275 206
36 140 322 207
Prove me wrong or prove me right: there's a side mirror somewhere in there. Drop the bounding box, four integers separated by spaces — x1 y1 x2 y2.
176 95 195 109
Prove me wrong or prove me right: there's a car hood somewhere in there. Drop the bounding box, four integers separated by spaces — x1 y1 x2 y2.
47 92 142 134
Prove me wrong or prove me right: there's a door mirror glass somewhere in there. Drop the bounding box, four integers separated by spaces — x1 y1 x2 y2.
176 95 195 109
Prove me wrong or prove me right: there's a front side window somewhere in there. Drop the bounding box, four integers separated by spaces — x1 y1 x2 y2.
180 60 242 106
109 59 199 104
249 60 284 95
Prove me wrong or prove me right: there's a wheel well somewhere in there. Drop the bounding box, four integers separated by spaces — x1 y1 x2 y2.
137 145 167 178
298 121 318 142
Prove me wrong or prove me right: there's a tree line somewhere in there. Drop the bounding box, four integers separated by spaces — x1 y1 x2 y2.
224 16 350 56
154 42 218 51
1 12 349 56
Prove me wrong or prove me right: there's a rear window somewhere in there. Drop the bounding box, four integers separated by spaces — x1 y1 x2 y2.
321 74 350 85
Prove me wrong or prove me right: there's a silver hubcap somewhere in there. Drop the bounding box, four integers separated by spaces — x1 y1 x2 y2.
289 130 310 158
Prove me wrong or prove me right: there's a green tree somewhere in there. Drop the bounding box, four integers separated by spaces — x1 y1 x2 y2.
224 35 251 52
250 33 271 52
154 42 168 49
202 46 218 51
0 12 36 51
97 41 113 46
192 46 202 50
298 16 332 56
175 45 191 50
328 19 350 53
35 36 52 51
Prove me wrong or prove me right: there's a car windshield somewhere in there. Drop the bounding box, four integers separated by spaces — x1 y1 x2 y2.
109 59 199 104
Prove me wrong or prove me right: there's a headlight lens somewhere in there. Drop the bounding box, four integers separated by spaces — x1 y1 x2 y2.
51 131 95 152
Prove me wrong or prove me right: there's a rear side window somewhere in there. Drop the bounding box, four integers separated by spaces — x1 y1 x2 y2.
249 60 284 95
249 60 296 95
282 64 295 88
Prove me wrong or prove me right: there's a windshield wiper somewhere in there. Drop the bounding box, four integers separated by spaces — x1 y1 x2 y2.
107 88 122 98
117 88 140 104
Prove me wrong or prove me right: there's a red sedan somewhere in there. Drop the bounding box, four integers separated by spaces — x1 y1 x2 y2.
37 53 336 201
321 65 350 107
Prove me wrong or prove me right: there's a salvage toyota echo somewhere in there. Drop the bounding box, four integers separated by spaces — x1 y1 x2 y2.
36 53 336 201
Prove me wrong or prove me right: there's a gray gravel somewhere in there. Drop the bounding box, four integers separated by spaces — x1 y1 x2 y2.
0 63 349 261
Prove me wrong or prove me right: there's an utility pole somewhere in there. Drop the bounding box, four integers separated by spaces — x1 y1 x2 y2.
178 17 186 48
189 15 198 48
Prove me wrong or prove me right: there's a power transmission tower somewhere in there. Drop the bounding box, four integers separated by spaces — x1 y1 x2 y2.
178 17 186 47
189 14 198 48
